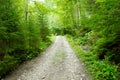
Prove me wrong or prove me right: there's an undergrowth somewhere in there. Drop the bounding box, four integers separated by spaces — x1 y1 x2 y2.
0 36 53 79
66 35 120 80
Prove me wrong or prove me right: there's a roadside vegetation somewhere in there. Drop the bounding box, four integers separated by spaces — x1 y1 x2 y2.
0 0 120 79
67 35 119 80
0 0 51 78
51 0 120 79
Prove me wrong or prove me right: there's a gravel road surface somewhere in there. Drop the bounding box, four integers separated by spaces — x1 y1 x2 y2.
4 36 91 80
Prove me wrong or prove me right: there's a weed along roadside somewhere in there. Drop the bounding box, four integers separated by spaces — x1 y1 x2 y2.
0 37 52 79
66 35 120 80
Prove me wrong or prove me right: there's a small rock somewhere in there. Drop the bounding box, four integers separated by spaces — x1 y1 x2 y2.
80 78 83 80
42 76 46 79
81 74 85 77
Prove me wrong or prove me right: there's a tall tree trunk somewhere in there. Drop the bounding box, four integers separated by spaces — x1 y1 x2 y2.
25 0 28 21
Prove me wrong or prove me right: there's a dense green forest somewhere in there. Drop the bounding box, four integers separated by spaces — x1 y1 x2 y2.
0 0 120 79
0 0 51 78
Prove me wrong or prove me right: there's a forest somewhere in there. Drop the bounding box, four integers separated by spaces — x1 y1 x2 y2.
0 0 120 80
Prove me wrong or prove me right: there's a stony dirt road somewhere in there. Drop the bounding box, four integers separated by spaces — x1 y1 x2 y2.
4 36 90 80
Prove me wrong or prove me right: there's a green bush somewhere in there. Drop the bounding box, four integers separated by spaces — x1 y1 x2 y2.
67 36 120 80
0 55 17 78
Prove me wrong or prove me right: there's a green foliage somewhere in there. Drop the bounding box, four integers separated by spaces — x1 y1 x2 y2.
63 0 120 77
67 36 120 80
0 0 51 78
0 55 17 78
1 0 120 79
55 0 120 65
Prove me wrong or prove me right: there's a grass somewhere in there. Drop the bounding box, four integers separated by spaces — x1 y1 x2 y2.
49 34 56 42
66 36 120 80
52 50 66 65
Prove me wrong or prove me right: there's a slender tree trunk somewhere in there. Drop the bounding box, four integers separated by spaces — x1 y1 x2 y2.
25 0 28 21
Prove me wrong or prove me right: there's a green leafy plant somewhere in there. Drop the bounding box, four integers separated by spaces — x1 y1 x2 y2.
67 36 120 80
